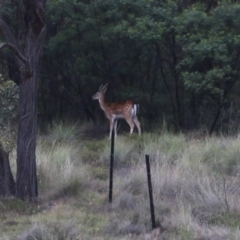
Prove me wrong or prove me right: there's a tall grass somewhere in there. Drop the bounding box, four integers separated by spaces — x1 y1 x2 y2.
36 122 91 199
5 124 240 240
17 221 81 240
46 121 81 144
100 131 240 239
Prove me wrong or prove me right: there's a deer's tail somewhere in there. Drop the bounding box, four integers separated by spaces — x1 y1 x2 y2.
132 104 139 119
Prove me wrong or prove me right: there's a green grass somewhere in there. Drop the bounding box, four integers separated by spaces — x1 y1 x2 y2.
51 121 80 139
3 123 240 240
209 211 240 228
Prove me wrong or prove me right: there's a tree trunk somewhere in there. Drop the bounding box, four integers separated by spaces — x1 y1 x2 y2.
16 66 40 200
15 0 46 201
0 145 15 196
0 0 47 201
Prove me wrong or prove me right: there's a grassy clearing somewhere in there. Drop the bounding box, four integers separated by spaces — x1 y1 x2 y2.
2 123 240 239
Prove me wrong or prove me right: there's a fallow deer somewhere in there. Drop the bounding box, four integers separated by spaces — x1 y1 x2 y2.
92 84 141 138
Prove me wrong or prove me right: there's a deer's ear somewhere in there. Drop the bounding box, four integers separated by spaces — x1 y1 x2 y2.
103 83 108 88
99 83 108 92
101 83 108 93
102 87 107 93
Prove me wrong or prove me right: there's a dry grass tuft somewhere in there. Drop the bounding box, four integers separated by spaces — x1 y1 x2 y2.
17 221 80 240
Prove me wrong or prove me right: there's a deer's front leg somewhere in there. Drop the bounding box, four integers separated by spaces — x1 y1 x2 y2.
114 120 118 137
109 118 114 139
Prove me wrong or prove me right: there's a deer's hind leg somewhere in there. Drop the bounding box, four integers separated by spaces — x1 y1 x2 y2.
133 117 141 135
125 118 135 135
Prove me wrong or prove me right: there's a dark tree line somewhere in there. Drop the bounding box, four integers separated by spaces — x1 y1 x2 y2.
38 0 240 134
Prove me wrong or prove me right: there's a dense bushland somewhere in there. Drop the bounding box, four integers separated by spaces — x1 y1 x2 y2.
1 0 240 133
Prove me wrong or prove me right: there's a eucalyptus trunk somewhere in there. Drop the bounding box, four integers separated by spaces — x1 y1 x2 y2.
16 0 46 200
0 145 15 196
0 0 46 201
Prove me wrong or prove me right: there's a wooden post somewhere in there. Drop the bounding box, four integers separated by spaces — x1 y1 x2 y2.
145 154 156 229
109 128 115 203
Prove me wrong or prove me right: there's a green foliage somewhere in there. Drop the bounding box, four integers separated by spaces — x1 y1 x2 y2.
44 0 181 123
177 4 240 98
0 74 19 125
41 0 240 132
0 74 19 151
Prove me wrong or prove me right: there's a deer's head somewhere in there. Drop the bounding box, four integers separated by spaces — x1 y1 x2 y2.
92 83 108 100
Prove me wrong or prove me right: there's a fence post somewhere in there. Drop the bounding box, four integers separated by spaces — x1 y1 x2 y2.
145 154 156 229
109 128 115 203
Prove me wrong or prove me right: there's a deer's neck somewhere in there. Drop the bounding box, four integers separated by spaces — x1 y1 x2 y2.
98 96 107 112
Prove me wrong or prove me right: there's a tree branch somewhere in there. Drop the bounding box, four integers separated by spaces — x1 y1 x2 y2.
0 42 29 65
0 18 29 67
0 18 18 47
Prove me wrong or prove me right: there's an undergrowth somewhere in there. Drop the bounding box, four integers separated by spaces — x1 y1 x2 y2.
2 123 240 240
